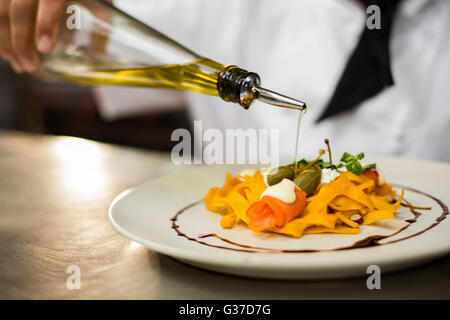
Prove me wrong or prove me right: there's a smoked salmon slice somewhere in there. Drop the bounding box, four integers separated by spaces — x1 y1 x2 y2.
246 187 307 232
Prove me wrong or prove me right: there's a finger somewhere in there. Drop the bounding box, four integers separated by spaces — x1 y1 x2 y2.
0 0 22 71
10 0 39 72
0 0 11 55
35 0 65 53
9 57 24 73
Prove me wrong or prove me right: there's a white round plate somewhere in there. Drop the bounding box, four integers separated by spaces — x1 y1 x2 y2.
109 157 450 279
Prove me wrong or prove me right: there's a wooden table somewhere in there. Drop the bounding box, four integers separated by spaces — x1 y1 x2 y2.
0 131 449 299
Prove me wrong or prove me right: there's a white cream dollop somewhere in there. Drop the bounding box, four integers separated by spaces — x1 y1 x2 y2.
260 179 298 203
320 168 341 184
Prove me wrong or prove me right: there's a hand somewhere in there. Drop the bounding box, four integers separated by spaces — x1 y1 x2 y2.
0 0 66 73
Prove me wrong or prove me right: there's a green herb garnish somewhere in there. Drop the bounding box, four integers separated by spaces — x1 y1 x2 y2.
290 140 376 176
317 159 338 170
339 152 376 175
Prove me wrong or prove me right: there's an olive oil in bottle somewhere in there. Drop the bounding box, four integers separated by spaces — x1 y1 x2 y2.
40 0 306 111
52 58 225 96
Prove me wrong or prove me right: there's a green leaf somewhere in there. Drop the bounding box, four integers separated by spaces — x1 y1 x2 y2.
353 162 364 175
321 162 334 169
290 159 308 167
337 151 376 175
340 152 353 162
363 163 377 171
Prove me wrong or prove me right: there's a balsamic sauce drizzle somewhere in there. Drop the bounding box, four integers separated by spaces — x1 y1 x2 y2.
171 185 448 253
403 202 422 223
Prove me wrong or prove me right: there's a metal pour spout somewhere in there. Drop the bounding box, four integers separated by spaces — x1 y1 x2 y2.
217 66 307 112
253 87 307 112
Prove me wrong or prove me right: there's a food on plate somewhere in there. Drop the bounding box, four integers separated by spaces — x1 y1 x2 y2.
247 179 307 232
204 141 404 238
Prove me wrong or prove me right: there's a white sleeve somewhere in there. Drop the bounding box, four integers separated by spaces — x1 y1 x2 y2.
94 87 187 120
95 0 202 120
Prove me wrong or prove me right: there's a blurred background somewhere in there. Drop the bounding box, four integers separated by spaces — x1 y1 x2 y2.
0 59 191 152
1 0 449 162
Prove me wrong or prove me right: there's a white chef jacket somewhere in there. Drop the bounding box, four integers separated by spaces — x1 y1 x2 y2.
95 0 450 162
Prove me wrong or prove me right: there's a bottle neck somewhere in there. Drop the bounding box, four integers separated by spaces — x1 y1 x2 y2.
217 66 261 109
217 66 307 112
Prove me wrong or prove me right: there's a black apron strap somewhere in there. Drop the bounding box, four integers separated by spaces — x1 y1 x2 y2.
317 0 402 122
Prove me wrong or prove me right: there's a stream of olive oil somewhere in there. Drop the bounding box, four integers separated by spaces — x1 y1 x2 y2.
294 108 307 172
53 58 226 95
